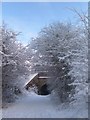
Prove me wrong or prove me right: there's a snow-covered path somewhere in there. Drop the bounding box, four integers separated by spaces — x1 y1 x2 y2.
2 91 88 118
2 92 59 118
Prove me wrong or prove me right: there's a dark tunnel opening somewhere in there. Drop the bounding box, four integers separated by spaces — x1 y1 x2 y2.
38 84 51 95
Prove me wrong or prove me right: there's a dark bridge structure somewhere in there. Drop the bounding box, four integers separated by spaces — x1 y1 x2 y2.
24 72 51 95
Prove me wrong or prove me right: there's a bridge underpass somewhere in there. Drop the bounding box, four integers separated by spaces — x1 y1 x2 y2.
24 72 51 95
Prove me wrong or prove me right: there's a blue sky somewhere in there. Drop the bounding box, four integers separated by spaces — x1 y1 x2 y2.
2 2 88 45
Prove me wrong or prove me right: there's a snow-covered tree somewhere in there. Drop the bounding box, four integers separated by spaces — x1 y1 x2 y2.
67 9 88 104
29 20 88 103
30 22 80 102
1 24 32 104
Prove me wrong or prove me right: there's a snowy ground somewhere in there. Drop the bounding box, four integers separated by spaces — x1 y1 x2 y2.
2 90 88 118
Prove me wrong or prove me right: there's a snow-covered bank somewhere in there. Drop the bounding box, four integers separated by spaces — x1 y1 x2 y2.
2 90 88 118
